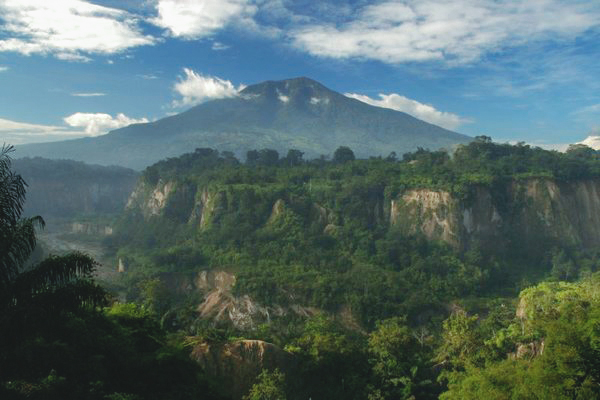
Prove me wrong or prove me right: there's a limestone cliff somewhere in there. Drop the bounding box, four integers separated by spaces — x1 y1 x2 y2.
125 176 600 249
14 157 137 218
389 178 600 249
126 179 176 217
194 270 318 330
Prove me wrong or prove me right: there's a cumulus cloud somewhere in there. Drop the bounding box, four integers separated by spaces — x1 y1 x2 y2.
345 92 471 130
151 0 257 39
172 68 243 107
292 0 600 65
63 112 148 135
0 0 155 61
576 128 600 150
578 136 600 150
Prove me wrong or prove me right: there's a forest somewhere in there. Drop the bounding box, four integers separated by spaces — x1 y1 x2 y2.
2 138 600 399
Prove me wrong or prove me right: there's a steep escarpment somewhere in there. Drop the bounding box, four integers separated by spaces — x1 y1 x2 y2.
110 142 600 333
14 157 138 218
126 176 600 251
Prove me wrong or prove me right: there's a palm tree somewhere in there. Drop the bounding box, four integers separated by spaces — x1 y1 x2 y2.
0 145 106 318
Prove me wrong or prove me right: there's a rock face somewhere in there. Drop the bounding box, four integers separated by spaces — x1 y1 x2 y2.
128 176 600 250
191 339 294 400
195 270 318 330
391 189 461 246
389 179 600 249
13 157 138 218
71 222 113 236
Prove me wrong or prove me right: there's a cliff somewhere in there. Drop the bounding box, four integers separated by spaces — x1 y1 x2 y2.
126 176 600 250
14 157 138 218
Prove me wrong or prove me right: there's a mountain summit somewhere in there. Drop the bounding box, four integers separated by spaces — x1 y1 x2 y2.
17 77 471 170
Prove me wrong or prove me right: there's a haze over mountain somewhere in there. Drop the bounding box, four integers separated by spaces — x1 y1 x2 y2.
16 78 471 170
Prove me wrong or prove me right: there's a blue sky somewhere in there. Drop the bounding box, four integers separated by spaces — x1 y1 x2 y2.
0 0 600 150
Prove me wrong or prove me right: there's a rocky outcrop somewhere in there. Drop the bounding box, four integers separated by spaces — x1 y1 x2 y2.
145 180 175 216
195 270 318 330
14 157 138 219
71 222 113 236
188 188 224 228
126 175 600 250
388 179 600 249
191 339 295 400
391 189 461 246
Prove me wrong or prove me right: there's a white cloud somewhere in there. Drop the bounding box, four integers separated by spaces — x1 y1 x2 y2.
0 0 155 60
345 92 471 130
63 112 148 135
0 118 62 133
172 68 243 107
211 41 230 50
0 66 8 72
138 74 159 80
0 117 86 145
578 135 600 150
292 0 600 65
71 92 106 97
577 127 600 150
151 0 257 39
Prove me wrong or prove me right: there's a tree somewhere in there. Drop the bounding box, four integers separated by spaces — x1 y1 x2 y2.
333 146 355 163
368 317 435 400
243 369 287 400
0 145 43 289
283 149 304 166
0 145 106 323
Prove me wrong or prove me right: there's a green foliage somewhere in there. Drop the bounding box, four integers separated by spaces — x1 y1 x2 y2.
368 317 437 399
333 146 356 163
440 274 600 399
0 145 222 400
243 369 287 400
105 142 600 399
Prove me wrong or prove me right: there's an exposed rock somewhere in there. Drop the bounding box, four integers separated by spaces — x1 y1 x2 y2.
509 340 545 360
188 188 223 229
71 222 113 236
195 270 319 330
196 270 237 292
267 199 286 223
323 223 339 235
390 189 461 246
146 180 174 216
191 339 295 400
388 179 600 249
117 258 126 273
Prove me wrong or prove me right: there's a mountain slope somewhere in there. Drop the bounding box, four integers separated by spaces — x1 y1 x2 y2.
16 77 471 170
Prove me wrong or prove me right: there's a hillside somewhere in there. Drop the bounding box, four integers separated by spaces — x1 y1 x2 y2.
15 77 471 170
110 141 600 321
4 141 600 399
99 140 600 399
13 157 138 218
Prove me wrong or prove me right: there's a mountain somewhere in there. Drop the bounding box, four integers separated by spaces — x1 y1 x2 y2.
16 77 471 170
